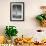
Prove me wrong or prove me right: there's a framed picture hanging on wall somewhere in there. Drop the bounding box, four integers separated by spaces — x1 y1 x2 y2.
10 2 24 21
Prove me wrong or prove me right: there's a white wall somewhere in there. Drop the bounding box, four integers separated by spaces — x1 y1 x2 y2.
0 0 46 37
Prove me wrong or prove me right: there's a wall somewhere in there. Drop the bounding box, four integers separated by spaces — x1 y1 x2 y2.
0 0 46 38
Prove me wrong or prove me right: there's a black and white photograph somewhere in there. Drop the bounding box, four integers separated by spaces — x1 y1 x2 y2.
10 2 24 21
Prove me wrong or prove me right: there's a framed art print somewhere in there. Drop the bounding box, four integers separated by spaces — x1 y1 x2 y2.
10 2 24 21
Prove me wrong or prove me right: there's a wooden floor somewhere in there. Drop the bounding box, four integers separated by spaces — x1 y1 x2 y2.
14 43 46 46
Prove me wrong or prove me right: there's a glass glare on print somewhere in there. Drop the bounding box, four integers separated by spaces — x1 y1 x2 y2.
13 5 22 18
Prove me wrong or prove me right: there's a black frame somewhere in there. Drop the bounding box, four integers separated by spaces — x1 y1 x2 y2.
10 2 24 21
